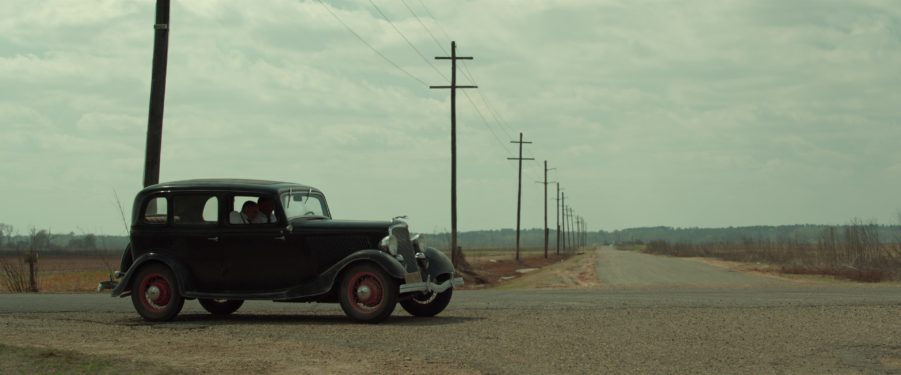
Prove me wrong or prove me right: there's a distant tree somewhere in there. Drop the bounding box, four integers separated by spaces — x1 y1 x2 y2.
32 230 52 250
83 234 97 250
0 223 12 250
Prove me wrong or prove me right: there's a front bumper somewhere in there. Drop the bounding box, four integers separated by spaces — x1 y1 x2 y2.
399 276 464 294
96 271 125 292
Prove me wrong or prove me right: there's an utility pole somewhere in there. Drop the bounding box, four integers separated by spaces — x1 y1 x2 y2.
431 41 477 268
143 0 171 188
576 216 583 248
535 161 555 258
507 132 533 261
555 182 561 255
560 192 567 252
584 218 589 247
567 207 574 250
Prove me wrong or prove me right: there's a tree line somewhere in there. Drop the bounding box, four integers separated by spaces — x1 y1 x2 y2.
4 222 901 253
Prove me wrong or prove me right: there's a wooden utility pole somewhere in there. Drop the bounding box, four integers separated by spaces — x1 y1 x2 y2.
431 41 476 268
555 182 561 255
576 216 583 248
584 218 589 247
560 192 567 252
566 207 576 250
507 133 534 261
143 0 171 188
535 161 555 258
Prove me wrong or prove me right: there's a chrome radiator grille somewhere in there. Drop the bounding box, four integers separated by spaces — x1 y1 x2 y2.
390 224 420 274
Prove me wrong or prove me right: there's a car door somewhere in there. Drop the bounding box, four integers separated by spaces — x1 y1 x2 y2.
168 193 224 291
219 194 309 292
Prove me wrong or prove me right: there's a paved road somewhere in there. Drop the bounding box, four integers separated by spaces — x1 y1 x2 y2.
596 247 793 288
2 248 901 374
2 285 900 314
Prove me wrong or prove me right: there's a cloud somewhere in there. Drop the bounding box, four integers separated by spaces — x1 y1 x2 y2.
2 0 901 234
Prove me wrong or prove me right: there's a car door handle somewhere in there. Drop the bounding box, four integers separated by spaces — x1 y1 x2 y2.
207 236 219 242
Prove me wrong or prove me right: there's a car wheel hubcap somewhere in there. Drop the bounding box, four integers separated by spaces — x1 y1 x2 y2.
357 285 371 300
347 272 383 312
146 285 161 301
140 273 171 312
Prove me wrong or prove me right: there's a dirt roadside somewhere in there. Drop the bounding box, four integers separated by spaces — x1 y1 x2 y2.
458 251 590 290
0 252 596 374
5 249 901 374
0 312 476 375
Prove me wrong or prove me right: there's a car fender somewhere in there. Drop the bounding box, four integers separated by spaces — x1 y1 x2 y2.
423 247 455 281
110 252 195 297
321 249 407 286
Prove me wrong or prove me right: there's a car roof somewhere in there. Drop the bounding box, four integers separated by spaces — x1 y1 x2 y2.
141 179 320 195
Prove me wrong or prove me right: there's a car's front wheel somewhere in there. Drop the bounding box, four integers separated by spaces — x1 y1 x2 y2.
199 299 244 315
338 264 398 323
400 287 453 317
130 263 185 322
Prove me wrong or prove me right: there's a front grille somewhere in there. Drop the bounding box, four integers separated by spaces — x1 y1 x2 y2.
391 225 419 274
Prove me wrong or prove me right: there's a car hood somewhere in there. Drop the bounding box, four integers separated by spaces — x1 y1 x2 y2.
288 218 394 234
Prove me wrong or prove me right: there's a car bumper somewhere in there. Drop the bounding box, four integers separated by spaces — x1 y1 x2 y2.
399 277 464 294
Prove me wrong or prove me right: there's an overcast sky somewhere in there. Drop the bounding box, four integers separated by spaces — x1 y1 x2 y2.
2 0 901 235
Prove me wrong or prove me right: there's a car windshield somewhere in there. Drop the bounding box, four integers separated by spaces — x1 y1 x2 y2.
281 191 329 220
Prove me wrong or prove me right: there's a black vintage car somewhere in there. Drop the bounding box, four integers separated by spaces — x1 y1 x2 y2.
101 179 462 323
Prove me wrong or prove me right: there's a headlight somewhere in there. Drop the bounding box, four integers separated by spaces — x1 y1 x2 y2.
379 235 398 255
411 233 426 252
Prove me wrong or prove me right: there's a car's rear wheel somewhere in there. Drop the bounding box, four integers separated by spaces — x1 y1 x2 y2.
339 264 398 323
199 299 244 315
400 287 453 317
130 263 184 322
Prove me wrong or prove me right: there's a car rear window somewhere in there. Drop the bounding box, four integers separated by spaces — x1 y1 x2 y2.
172 194 218 225
142 196 168 225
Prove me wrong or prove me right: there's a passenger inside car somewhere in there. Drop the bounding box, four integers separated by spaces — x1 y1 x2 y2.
229 201 260 224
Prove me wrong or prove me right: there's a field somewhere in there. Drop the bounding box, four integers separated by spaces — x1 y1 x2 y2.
0 248 573 293
0 253 119 293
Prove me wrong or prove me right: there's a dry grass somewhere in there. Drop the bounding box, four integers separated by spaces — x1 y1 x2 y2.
0 254 118 293
642 224 901 283
493 249 599 290
0 248 573 293
446 247 572 289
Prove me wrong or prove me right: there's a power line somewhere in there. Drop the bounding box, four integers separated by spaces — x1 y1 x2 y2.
395 0 537 173
365 1 517 164
316 0 429 87
401 0 448 55
367 0 449 83
320 0 538 180
460 89 511 156
395 2 522 161
415 0 452 42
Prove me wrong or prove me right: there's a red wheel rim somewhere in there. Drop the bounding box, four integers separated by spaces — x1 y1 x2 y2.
139 273 172 313
346 271 384 313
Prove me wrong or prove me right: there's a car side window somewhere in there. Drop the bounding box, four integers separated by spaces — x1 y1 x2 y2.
230 195 278 225
142 196 168 225
172 194 219 225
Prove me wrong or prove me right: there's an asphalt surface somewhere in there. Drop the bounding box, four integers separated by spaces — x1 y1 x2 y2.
2 248 901 374
2 285 901 314
596 246 793 288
